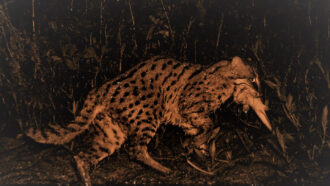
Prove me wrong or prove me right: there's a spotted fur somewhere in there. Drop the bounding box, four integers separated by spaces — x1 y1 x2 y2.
26 56 270 185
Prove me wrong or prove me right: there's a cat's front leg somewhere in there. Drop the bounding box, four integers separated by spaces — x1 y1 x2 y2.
182 113 219 158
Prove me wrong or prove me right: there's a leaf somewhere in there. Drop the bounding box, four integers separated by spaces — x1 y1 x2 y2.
207 127 220 143
72 100 79 116
264 79 277 89
322 105 328 143
51 56 62 62
286 94 293 111
225 151 232 161
64 58 77 70
187 159 215 176
276 128 286 153
149 15 159 24
209 139 216 163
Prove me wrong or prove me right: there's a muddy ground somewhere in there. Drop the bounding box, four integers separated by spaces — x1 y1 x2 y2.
1 124 329 185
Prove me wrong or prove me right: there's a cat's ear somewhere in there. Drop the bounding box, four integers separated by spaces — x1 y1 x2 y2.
231 56 244 67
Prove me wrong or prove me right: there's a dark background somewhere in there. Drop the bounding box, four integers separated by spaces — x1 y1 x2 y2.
0 0 329 184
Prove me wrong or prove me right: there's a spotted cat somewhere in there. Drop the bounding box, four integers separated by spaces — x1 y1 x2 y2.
26 56 272 185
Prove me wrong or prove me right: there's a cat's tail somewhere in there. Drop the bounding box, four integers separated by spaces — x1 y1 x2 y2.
25 121 90 145
25 104 105 145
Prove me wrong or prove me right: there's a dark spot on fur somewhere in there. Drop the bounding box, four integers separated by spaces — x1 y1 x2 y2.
124 83 129 88
173 63 180 69
162 72 172 85
133 87 139 96
153 109 158 118
99 147 110 153
151 64 156 70
138 62 146 68
162 63 167 70
106 84 111 91
183 84 189 90
141 71 146 77
146 93 154 98
141 119 150 123
121 116 128 121
170 80 176 86
177 66 189 80
124 91 130 97
113 91 119 97
188 68 202 80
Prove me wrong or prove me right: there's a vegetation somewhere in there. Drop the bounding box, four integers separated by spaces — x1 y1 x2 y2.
0 0 329 184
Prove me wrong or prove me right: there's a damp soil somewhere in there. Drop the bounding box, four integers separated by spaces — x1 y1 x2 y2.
1 125 328 185
0 128 265 185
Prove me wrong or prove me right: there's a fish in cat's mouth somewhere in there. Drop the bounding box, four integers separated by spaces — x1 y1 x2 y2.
233 78 272 131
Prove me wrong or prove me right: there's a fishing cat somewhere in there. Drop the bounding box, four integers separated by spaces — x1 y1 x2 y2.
26 56 272 185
